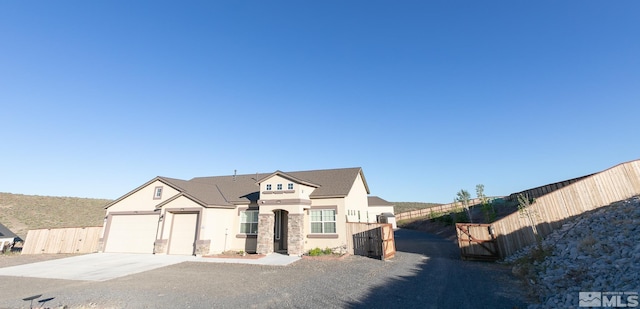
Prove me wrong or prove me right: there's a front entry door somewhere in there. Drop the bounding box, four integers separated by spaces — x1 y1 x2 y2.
273 210 288 253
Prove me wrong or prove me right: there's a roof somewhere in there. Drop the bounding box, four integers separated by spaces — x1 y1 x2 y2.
368 196 394 206
191 167 369 203
0 222 18 239
108 167 369 208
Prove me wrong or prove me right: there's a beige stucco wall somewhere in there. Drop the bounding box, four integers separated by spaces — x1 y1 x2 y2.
304 197 346 252
303 173 371 252
156 196 246 255
344 174 373 223
106 180 180 213
102 180 180 239
368 205 395 222
260 175 316 200
225 203 260 253
157 196 203 239
201 207 237 254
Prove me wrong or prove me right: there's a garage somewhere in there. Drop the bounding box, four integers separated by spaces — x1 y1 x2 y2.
104 214 159 254
167 213 198 255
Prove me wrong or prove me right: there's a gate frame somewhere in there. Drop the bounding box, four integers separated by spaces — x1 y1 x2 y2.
455 223 500 261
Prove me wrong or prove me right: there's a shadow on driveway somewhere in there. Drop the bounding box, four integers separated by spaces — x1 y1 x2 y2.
347 228 529 309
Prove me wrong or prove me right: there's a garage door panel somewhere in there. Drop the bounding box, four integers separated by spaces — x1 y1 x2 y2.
168 213 198 255
104 214 159 253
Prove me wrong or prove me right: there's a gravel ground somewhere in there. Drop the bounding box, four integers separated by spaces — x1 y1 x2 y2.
0 229 529 309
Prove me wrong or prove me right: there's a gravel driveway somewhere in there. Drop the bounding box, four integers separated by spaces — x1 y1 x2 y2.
0 229 529 308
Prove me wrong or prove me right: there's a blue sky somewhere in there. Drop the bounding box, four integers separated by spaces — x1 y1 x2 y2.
1 1 638 203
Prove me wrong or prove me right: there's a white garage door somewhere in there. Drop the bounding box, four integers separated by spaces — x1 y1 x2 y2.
104 214 159 254
168 213 198 255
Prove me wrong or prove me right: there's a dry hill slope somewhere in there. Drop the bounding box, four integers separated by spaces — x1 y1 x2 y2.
0 192 111 239
0 192 435 240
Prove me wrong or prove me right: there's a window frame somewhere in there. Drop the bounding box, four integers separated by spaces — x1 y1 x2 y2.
153 186 163 200
266 184 272 191
239 210 259 235
287 183 294 190
310 209 337 234
277 183 283 190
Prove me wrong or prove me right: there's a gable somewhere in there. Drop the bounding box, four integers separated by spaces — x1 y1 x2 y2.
105 178 181 212
107 168 370 211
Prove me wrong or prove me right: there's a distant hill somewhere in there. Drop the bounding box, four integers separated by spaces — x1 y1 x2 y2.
0 192 112 239
393 202 443 214
0 192 439 240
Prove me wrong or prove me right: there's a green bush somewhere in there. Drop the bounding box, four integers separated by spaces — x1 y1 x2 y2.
308 247 333 256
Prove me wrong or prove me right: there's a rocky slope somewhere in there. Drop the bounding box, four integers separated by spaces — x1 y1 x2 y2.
505 196 640 308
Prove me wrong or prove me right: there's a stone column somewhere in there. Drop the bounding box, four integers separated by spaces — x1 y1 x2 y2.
256 213 275 255
154 239 168 254
195 240 211 256
287 213 305 256
97 238 104 252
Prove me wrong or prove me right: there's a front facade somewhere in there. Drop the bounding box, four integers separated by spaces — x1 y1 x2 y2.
99 167 393 256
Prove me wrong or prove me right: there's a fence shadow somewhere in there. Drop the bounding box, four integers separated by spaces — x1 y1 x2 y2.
344 228 529 308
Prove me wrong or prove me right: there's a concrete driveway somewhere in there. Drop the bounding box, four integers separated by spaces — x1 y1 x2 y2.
0 252 300 282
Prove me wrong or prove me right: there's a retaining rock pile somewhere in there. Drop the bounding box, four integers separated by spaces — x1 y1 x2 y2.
504 196 640 308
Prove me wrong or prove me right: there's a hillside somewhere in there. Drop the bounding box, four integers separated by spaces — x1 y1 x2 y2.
0 193 438 240
0 193 111 239
392 201 443 214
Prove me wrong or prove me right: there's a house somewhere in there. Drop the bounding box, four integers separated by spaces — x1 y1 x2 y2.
367 196 396 229
0 222 18 253
99 167 393 256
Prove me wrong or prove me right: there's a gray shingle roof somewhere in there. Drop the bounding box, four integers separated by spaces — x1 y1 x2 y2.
160 176 232 206
0 222 18 239
368 196 394 206
189 167 368 205
107 167 369 209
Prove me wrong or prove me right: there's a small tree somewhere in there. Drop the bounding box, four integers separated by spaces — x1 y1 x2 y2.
476 184 496 223
456 189 472 223
517 193 542 250
450 198 467 224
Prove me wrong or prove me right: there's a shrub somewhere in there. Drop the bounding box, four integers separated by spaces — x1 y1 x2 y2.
308 247 333 256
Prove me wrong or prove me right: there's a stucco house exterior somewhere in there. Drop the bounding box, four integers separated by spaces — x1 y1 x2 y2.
367 196 397 229
99 167 394 256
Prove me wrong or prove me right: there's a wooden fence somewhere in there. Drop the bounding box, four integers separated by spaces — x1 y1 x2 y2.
21 227 102 254
395 198 493 221
346 223 395 260
505 174 594 202
486 159 640 258
456 223 499 261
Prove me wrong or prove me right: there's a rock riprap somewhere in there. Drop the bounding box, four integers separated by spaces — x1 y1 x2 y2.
504 196 640 308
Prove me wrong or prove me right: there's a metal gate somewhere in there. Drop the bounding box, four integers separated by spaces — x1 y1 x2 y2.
455 223 499 261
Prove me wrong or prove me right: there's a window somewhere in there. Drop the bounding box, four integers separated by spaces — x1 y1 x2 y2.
266 184 272 191
287 183 294 190
277 183 283 190
240 210 258 234
153 186 163 199
311 209 336 233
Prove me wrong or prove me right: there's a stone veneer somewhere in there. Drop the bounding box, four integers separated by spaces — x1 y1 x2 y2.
154 239 168 254
195 239 211 256
287 213 305 256
256 213 275 254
